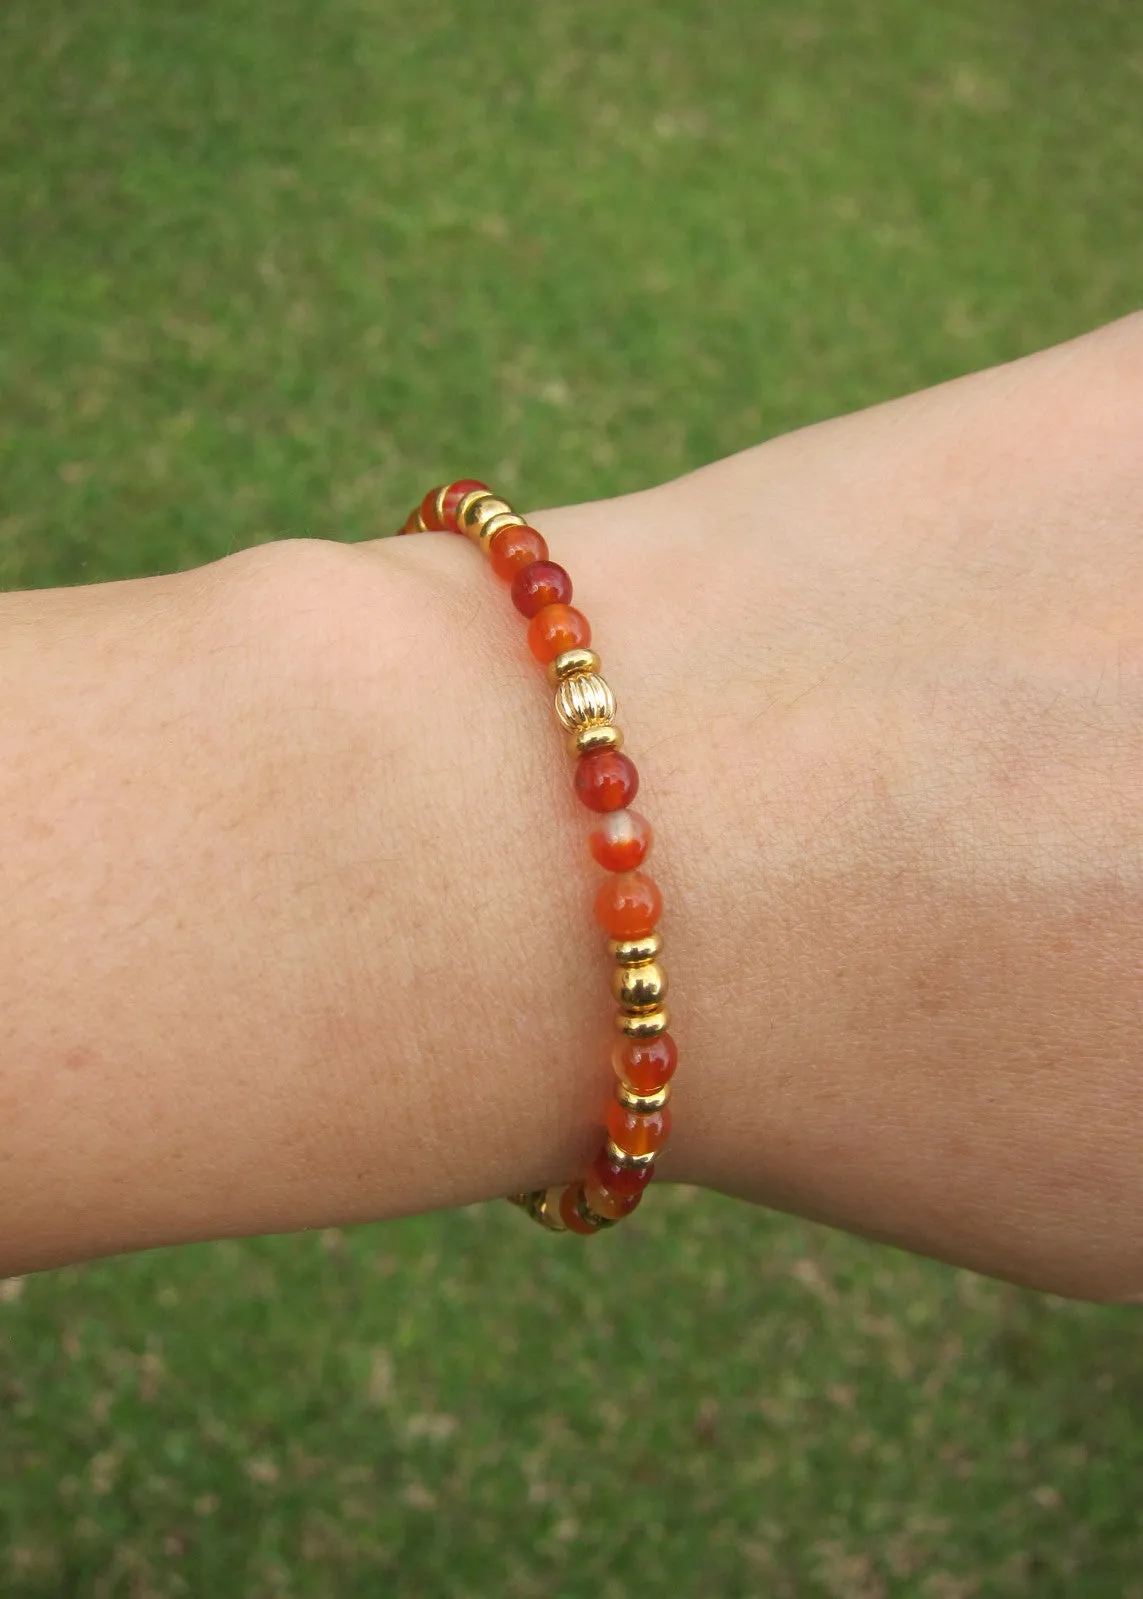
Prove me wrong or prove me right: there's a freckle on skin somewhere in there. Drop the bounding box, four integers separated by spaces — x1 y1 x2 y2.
63 1045 94 1072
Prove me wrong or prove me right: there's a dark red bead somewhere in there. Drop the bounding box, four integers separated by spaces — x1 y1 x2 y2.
591 1145 656 1198
574 749 639 812
511 560 573 618
419 487 445 530
441 479 490 532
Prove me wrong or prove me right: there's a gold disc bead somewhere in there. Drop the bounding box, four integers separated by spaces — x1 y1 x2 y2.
611 960 668 1013
615 1007 671 1039
568 724 623 757
616 1081 671 1113
536 1186 570 1232
547 647 601 685
431 484 452 529
474 509 526 550
604 1140 658 1171
608 932 663 966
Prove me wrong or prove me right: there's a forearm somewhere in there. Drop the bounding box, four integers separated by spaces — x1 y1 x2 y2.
4 317 1143 1300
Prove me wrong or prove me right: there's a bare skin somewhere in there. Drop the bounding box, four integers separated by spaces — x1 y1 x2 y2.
2 313 1143 1299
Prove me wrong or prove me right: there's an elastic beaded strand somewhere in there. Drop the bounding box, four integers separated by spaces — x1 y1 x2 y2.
397 482 676 1233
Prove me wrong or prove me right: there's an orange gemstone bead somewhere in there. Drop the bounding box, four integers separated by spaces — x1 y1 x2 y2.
440 479 490 532
489 524 549 580
574 750 638 813
588 808 652 871
583 1164 643 1221
606 1098 672 1157
558 1182 599 1235
593 871 663 939
419 487 445 530
591 1145 656 1199
527 603 592 663
612 1033 678 1094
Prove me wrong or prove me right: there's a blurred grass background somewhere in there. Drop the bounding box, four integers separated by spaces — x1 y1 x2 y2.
1 0 1142 1594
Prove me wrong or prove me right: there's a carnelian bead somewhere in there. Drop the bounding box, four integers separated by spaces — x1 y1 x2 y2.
594 870 662 940
606 1098 672 1157
588 808 652 871
583 1164 643 1221
419 487 445 531
591 1145 655 1199
527 603 592 664
489 524 549 580
574 749 638 813
440 479 490 532
558 1182 599 1235
612 1033 678 1094
511 560 573 617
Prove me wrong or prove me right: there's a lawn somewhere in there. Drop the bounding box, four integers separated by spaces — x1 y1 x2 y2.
2 1 1142 1593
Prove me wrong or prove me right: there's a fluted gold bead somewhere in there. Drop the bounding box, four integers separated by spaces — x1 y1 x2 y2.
611 960 668 1013
604 1139 657 1171
547 648 601 685
615 1007 670 1039
568 724 623 757
608 932 663 966
617 1081 671 1114
554 671 616 731
473 509 526 549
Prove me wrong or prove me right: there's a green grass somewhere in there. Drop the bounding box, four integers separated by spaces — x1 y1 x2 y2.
2 0 1143 1592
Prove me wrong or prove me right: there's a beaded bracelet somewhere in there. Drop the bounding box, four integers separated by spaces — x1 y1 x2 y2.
396 480 677 1234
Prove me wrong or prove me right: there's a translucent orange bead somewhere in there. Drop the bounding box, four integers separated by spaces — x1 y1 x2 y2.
583 1164 643 1221
591 1145 656 1199
593 871 663 939
419 487 446 531
588 808 651 870
558 1182 599 1235
489 524 549 580
606 1098 672 1158
527 603 592 664
612 1033 678 1094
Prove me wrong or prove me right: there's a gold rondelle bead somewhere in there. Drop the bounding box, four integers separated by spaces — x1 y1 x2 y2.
411 506 428 532
554 671 616 731
473 510 526 549
617 1081 671 1114
431 484 450 527
568 724 623 757
611 960 668 1013
604 1139 657 1171
614 1007 670 1039
547 648 601 685
608 932 663 966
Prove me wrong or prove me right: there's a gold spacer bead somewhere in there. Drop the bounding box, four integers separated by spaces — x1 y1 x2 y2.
604 1139 657 1171
547 648 601 685
568 724 623 757
617 1081 671 1114
615 1006 670 1039
608 932 663 966
554 671 616 731
536 1185 569 1232
611 960 668 1013
473 509 526 549
409 506 428 533
455 490 508 536
431 484 450 528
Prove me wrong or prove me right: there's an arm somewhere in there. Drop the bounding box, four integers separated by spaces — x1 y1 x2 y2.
3 313 1143 1299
